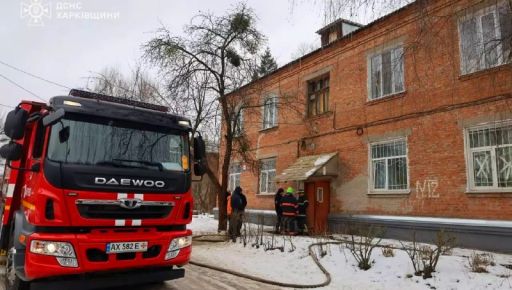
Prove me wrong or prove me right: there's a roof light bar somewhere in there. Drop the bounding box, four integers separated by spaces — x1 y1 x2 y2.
68 89 169 112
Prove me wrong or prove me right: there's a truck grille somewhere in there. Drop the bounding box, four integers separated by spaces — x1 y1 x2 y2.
76 199 173 219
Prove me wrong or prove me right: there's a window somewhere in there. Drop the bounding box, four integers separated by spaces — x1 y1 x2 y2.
369 46 405 100
228 163 242 191
263 96 278 129
307 76 329 117
459 2 511 75
32 121 45 158
232 107 244 136
370 139 408 192
259 158 276 194
466 121 512 191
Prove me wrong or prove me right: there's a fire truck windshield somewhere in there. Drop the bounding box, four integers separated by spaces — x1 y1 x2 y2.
46 114 189 172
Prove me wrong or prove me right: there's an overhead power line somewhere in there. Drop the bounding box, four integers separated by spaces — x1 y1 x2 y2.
0 103 15 109
0 60 70 90
0 73 47 102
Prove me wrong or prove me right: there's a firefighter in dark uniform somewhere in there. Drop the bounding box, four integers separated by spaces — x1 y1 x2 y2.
296 190 309 235
280 187 298 235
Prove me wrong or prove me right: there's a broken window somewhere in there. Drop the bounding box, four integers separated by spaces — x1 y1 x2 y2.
307 75 329 117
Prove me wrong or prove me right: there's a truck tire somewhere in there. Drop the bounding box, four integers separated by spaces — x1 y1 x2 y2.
3 223 29 290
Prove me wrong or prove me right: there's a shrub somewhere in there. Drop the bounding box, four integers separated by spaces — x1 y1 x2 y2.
346 225 384 270
401 230 456 279
468 252 495 273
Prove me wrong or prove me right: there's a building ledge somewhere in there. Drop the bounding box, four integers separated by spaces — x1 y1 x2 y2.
366 91 406 106
458 63 511 81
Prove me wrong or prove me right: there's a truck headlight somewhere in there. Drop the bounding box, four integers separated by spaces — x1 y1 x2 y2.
165 236 191 260
30 240 78 267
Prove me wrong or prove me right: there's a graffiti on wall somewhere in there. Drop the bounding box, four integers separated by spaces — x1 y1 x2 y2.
416 179 439 198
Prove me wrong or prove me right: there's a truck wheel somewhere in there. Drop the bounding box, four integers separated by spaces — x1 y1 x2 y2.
3 224 29 290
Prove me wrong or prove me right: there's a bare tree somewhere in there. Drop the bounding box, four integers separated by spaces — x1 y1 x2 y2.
290 41 319 59
144 3 265 231
85 64 167 105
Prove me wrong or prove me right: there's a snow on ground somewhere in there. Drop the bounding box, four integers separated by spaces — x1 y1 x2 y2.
189 215 512 290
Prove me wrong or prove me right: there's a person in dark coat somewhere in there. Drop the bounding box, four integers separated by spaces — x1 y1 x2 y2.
279 187 298 235
229 186 247 242
296 191 309 235
274 188 284 234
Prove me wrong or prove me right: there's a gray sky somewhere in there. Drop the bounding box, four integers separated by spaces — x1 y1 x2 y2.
0 0 398 113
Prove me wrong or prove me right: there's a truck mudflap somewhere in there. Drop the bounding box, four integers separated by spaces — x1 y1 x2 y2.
29 267 185 290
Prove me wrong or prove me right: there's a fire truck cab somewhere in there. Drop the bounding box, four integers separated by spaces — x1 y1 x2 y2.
0 90 207 290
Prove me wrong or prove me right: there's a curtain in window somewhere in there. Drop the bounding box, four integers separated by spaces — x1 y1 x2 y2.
371 140 408 190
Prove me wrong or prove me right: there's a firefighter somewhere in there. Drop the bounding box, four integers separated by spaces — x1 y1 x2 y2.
229 186 247 242
274 188 284 234
296 190 309 235
280 187 298 235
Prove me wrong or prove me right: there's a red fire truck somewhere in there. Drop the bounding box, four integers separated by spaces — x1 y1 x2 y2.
0 89 207 290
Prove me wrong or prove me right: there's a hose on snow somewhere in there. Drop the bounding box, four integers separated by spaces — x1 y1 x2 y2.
190 234 340 288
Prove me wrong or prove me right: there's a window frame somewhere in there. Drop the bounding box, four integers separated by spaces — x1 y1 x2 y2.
262 95 278 130
464 120 512 193
367 45 405 101
457 2 511 75
368 137 410 194
228 162 242 191
307 75 330 117
258 157 277 195
232 106 244 137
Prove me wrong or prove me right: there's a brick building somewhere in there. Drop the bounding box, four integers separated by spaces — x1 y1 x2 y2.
220 0 512 251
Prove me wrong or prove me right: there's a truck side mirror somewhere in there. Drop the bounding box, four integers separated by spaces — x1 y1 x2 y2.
42 108 65 127
0 142 23 161
4 108 28 140
193 135 207 176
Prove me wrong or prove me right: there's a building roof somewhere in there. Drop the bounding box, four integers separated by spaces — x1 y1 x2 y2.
276 152 338 182
226 0 417 97
315 18 364 34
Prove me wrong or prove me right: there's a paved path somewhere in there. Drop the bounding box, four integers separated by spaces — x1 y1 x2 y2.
130 264 283 290
0 264 283 290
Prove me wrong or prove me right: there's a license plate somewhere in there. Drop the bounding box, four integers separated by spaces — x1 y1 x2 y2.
106 241 148 253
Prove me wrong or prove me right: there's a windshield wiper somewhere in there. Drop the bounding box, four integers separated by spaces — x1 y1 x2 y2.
95 160 143 169
111 158 164 171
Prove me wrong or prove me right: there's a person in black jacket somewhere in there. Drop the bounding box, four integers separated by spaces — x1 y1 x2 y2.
274 188 284 234
280 187 298 235
296 191 309 235
229 186 247 242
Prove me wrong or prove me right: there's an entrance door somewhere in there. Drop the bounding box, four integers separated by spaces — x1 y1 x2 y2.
305 181 330 234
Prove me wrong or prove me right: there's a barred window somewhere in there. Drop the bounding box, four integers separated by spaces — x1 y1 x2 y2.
370 139 408 192
259 158 276 194
466 122 512 190
228 163 242 191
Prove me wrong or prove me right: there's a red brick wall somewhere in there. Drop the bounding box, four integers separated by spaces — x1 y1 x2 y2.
219 0 512 220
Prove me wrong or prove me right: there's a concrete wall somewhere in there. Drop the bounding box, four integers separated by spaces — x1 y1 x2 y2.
213 209 512 253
